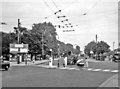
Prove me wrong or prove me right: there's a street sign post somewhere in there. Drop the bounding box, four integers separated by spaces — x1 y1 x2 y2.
10 44 28 53
10 44 28 64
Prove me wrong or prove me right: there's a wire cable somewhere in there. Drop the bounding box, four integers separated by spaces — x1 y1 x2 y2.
51 0 75 31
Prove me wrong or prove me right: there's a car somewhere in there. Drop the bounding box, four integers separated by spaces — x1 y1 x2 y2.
0 56 10 70
0 59 10 70
76 59 85 67
112 53 120 63
67 55 78 65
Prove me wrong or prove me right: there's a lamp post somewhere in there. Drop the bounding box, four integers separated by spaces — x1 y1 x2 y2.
56 34 60 67
95 34 98 60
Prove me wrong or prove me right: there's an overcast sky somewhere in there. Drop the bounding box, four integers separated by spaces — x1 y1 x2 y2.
1 0 119 51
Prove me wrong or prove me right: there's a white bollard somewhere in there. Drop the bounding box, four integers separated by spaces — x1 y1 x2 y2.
64 57 67 67
49 57 53 67
85 61 89 68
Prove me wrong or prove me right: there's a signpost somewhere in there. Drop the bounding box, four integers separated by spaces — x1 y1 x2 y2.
10 44 28 64
10 44 28 53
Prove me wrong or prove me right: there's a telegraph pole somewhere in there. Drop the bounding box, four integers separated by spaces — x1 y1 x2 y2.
18 19 21 44
113 42 115 51
95 34 97 60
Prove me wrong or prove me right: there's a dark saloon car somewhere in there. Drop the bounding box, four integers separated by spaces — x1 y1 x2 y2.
0 56 10 70
112 53 120 63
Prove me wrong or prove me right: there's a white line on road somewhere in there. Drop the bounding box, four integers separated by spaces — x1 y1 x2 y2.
111 70 119 73
87 68 93 71
102 69 110 72
36 65 118 73
92 69 102 71
69 68 77 70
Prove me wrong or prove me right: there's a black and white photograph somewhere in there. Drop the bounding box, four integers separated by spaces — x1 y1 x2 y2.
0 0 119 88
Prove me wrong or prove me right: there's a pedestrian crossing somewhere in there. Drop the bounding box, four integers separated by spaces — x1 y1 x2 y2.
37 65 119 73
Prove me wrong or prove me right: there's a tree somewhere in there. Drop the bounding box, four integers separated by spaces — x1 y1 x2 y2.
31 22 58 55
65 43 74 55
73 45 80 55
84 40 110 56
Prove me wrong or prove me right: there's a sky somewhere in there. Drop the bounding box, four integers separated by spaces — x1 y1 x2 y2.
0 0 119 51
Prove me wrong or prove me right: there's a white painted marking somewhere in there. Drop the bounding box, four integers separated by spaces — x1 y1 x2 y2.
92 69 102 71
111 70 119 73
69 68 76 70
59 67 66 69
102 69 110 72
87 68 93 71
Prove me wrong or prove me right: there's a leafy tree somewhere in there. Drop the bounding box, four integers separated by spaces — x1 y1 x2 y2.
73 45 80 55
84 40 110 56
31 22 58 55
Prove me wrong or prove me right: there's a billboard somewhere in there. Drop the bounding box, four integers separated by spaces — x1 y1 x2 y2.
10 44 28 53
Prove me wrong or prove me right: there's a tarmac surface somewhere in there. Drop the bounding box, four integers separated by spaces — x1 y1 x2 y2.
1 58 119 88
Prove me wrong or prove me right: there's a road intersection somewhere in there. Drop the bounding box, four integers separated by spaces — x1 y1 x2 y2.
1 58 119 87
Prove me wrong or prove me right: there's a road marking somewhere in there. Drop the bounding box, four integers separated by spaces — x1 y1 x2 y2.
87 68 93 71
36 65 118 73
59 67 67 69
69 68 76 70
111 70 119 73
92 69 102 71
102 69 110 72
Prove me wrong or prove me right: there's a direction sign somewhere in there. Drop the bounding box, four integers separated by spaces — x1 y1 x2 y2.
10 44 28 53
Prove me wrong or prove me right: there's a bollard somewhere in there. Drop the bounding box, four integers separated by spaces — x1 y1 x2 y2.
58 59 59 68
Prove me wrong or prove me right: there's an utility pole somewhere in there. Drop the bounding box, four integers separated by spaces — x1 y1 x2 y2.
95 34 98 60
42 33 44 56
18 19 21 44
113 42 115 51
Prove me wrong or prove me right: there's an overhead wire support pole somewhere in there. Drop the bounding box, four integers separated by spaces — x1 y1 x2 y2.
18 19 21 44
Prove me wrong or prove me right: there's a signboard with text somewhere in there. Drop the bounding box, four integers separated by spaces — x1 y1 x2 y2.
10 44 28 53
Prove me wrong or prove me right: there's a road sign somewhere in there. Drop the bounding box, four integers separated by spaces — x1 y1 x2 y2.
10 44 28 53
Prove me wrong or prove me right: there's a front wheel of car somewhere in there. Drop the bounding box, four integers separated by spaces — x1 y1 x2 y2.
5 66 9 70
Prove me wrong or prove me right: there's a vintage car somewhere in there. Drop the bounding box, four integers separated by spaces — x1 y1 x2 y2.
0 56 10 70
67 55 78 65
112 53 120 63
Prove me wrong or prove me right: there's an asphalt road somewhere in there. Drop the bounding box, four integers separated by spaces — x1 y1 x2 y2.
2 65 116 87
40 57 118 70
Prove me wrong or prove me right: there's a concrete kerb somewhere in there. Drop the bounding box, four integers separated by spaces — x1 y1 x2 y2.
10 58 60 66
10 60 49 66
98 74 118 88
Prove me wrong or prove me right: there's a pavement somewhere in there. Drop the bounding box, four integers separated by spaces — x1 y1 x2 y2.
10 58 59 66
98 74 119 88
9 58 119 88
10 59 49 66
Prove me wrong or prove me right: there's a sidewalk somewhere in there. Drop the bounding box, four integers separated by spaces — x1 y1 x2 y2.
98 74 119 88
10 60 49 66
10 57 60 66
86 58 101 62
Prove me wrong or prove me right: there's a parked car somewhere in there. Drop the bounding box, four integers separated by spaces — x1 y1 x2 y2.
0 56 10 70
112 53 120 63
67 55 78 65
